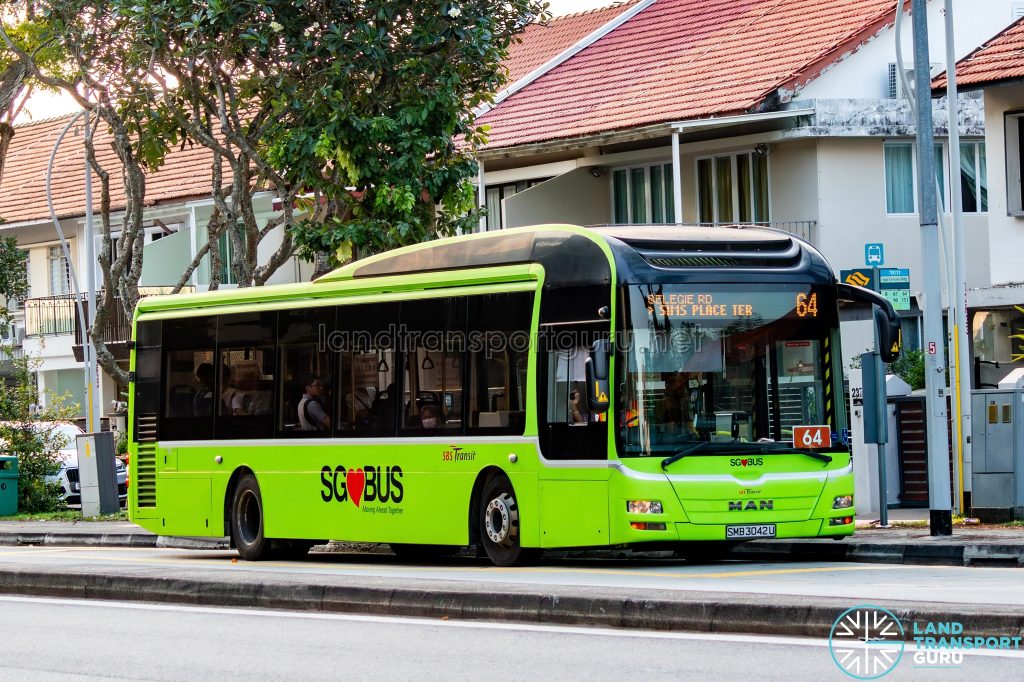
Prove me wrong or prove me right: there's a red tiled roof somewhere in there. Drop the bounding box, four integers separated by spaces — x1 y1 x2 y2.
933 17 1024 90
481 0 901 150
0 113 217 225
504 1 641 84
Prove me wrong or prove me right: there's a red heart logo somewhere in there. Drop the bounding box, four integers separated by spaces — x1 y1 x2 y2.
741 459 748 467
346 468 365 507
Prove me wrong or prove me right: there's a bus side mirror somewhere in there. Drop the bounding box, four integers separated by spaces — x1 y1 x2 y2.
837 283 901 363
585 339 611 414
874 306 901 363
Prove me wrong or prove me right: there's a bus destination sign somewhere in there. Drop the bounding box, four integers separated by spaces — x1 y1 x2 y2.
646 292 818 319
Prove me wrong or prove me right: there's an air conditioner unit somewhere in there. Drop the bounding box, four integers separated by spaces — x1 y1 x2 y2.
887 62 942 99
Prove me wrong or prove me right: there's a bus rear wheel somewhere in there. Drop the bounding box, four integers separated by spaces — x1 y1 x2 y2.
231 473 272 561
478 475 535 567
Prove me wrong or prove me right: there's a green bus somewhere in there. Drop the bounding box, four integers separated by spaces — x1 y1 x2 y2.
128 224 900 566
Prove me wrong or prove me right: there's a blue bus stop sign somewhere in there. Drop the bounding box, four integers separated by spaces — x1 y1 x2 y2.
864 243 884 266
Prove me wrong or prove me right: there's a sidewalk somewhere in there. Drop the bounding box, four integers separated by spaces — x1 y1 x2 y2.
0 515 1021 566
0 519 228 550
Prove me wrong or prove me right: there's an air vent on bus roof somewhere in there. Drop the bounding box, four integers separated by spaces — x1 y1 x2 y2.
628 236 802 269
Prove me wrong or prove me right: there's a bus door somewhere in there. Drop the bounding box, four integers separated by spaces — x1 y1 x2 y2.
536 288 612 547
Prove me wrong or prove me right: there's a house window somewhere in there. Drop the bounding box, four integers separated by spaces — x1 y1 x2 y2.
47 246 70 296
958 141 988 213
1007 113 1024 215
695 152 768 224
883 142 946 214
218 227 242 286
612 163 674 225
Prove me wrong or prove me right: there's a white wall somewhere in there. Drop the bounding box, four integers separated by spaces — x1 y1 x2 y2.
798 0 1023 100
504 167 611 227
815 137 991 303
983 83 1024 287
766 139 821 224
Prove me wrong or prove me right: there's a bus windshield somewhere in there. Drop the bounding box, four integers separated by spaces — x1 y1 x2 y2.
618 283 839 457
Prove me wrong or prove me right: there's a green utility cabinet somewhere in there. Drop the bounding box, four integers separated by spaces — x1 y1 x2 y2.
0 456 18 516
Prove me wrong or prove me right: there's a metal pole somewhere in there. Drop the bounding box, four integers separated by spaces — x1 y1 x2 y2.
911 0 953 535
671 132 683 224
83 109 100 434
45 111 92 429
944 0 971 515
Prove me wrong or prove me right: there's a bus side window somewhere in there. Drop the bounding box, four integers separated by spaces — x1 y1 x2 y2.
216 312 276 439
399 298 466 433
277 307 335 437
536 285 611 460
467 292 532 435
159 317 215 441
337 302 399 437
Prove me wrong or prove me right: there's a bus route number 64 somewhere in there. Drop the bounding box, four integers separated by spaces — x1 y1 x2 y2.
793 425 831 449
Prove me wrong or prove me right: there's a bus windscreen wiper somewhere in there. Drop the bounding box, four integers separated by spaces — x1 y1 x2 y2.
660 441 716 469
661 440 832 469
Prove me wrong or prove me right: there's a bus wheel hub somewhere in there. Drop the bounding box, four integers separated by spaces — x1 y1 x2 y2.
485 494 516 545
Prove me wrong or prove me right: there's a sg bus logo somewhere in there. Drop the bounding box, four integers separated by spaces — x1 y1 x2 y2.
320 465 404 507
729 457 763 468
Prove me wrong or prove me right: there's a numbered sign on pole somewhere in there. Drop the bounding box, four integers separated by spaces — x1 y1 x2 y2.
793 425 831 450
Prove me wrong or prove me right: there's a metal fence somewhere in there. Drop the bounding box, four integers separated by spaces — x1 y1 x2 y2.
24 287 194 340
698 221 818 244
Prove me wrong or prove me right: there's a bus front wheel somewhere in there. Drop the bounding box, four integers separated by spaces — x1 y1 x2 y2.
231 473 272 561
478 475 535 567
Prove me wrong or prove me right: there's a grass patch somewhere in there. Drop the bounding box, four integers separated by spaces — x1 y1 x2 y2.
1 510 128 522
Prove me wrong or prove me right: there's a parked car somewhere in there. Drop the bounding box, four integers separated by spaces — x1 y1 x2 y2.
0 422 127 507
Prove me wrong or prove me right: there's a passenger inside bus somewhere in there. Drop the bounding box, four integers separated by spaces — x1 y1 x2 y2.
298 374 331 431
418 403 441 429
193 363 215 416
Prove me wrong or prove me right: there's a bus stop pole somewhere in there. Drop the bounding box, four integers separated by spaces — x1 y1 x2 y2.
911 0 953 535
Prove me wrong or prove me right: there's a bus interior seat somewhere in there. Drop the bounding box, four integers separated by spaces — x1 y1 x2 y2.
478 411 510 428
170 385 196 416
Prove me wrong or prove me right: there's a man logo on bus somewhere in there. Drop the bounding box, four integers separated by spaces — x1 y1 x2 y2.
729 457 764 467
728 499 773 511
320 465 404 506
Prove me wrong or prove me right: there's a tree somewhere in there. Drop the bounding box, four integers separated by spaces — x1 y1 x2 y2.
121 0 546 266
0 353 78 513
0 2 68 185
0 233 28 335
1 0 546 386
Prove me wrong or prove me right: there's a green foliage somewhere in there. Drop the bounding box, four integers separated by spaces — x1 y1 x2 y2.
0 353 78 514
117 0 543 262
0 234 27 335
28 1 544 270
888 348 926 391
849 347 926 391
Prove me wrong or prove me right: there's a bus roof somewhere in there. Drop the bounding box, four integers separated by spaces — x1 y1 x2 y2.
135 224 835 317
320 223 835 287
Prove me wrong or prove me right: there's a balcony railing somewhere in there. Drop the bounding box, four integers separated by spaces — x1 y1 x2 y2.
699 221 818 244
25 287 194 345
0 345 24 363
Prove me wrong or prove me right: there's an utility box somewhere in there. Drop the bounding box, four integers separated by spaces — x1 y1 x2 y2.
971 386 1024 521
849 369 911 515
0 456 17 516
76 432 120 516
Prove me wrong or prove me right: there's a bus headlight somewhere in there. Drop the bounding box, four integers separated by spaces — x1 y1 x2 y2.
832 495 854 509
626 500 663 514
